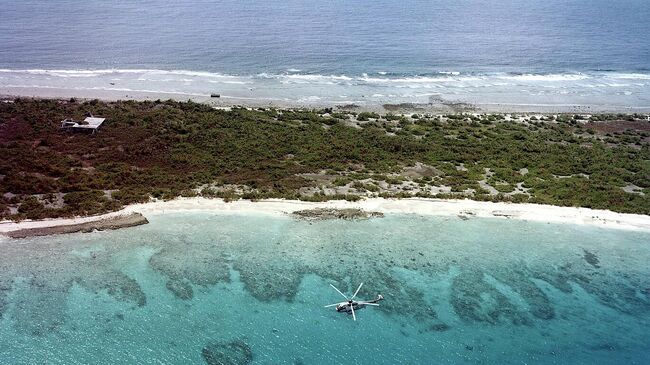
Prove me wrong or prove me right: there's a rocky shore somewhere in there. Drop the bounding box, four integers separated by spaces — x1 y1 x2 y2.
291 208 384 221
3 213 149 239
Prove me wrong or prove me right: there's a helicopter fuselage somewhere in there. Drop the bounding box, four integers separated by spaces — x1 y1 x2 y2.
335 294 384 314
336 301 363 313
325 284 383 320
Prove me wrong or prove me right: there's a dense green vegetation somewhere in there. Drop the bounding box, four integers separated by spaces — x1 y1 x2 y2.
0 98 648 220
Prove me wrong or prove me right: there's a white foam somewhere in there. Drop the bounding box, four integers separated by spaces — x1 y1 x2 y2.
2 68 650 109
0 84 209 97
606 73 650 80
0 68 239 80
2 68 648 89
496 73 590 82
269 74 354 83
207 80 252 85
297 96 322 102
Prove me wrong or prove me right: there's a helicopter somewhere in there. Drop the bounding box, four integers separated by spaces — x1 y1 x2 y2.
324 283 384 321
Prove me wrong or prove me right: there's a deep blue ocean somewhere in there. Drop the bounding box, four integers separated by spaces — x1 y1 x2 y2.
2 0 650 74
1 0 650 108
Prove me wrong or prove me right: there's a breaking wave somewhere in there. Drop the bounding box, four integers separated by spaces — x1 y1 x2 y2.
2 68 650 87
1 68 649 109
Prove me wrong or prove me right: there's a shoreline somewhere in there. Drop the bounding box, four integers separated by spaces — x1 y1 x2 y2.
3 87 650 114
2 198 649 239
3 212 149 239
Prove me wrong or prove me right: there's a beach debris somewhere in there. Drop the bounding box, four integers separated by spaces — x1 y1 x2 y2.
491 211 516 219
291 208 383 221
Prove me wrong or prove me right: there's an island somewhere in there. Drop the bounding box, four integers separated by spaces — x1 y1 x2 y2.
1 98 648 227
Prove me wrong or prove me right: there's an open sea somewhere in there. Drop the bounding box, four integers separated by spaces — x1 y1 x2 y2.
1 212 649 364
1 0 650 109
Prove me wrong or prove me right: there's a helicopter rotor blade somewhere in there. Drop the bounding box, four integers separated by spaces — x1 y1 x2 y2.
324 302 343 307
330 284 349 300
350 303 356 321
351 282 364 300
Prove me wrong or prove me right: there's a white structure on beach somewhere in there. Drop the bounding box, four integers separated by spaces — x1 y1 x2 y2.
60 116 106 134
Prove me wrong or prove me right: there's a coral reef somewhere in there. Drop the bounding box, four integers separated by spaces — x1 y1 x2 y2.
202 340 253 365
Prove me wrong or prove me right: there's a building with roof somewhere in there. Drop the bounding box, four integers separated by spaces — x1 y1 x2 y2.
60 116 106 134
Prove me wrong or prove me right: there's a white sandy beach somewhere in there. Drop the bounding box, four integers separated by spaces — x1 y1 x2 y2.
4 86 650 114
1 198 649 237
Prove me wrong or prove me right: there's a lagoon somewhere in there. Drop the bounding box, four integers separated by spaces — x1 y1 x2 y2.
1 212 649 364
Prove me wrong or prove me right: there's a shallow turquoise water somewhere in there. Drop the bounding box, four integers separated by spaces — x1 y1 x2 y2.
1 213 649 364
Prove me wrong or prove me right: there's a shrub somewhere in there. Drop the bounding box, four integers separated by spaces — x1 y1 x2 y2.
18 196 47 220
357 112 380 121
333 177 351 186
112 188 151 205
63 190 110 215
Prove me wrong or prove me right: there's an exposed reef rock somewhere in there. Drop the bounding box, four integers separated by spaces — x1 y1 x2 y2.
202 340 253 365
4 213 149 239
291 208 383 221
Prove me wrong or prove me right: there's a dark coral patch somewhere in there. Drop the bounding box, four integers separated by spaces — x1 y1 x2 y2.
76 271 147 307
234 262 306 302
582 249 601 269
429 323 451 332
451 270 534 325
0 279 11 319
149 244 231 297
166 279 194 300
202 340 253 365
